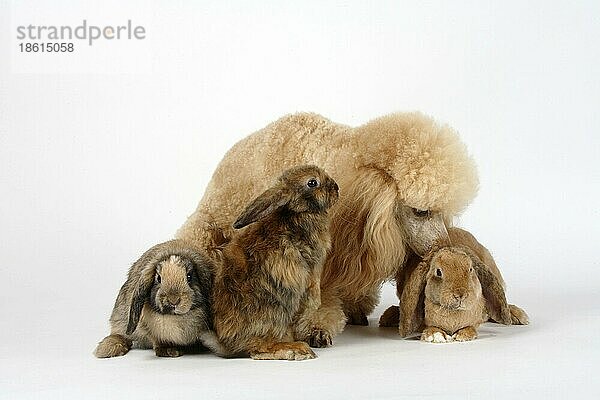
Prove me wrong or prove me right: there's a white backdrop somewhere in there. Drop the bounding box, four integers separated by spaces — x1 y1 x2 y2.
1 1 599 399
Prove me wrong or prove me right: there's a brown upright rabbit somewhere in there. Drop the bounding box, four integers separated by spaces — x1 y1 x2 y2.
212 165 338 360
380 228 529 342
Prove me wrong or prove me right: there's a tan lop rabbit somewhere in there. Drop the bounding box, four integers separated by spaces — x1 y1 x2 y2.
212 165 339 360
380 228 529 342
94 240 219 358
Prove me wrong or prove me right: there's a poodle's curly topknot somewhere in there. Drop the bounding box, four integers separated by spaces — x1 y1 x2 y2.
355 112 478 215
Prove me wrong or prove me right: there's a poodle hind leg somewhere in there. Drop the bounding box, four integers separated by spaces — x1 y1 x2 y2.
343 288 380 326
379 305 400 327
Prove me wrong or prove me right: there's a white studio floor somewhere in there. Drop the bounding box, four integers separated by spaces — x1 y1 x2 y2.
1 283 598 400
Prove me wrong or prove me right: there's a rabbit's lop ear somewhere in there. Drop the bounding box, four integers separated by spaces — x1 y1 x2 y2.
472 256 512 325
233 186 291 229
399 260 430 337
126 262 156 335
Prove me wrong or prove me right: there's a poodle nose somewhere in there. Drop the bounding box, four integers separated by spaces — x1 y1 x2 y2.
167 295 181 306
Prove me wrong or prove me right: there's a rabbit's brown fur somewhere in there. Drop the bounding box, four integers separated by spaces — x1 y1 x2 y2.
380 227 529 341
212 165 338 360
94 240 218 358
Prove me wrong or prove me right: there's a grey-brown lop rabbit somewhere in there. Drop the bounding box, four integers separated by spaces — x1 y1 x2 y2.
380 228 529 342
94 239 220 358
212 165 339 360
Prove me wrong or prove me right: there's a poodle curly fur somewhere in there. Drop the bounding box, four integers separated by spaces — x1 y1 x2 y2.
176 112 479 345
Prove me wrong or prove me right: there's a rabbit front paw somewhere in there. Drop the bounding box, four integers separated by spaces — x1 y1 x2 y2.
307 328 333 348
421 327 451 343
154 345 184 357
453 326 478 342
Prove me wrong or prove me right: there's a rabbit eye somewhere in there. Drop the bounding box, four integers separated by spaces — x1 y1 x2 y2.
412 208 430 218
469 267 474 273
306 178 319 188
435 268 443 278
155 274 161 284
186 273 193 282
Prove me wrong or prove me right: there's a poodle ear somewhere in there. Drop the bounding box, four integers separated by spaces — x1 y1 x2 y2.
233 186 291 229
471 255 512 325
399 260 430 337
126 262 156 335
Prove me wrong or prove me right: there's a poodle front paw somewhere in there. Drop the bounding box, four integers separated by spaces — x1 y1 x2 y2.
346 310 369 326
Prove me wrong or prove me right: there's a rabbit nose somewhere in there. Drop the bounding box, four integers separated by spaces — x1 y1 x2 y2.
453 292 467 302
167 295 181 306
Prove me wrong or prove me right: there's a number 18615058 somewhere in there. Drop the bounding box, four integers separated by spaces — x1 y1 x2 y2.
19 42 74 52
